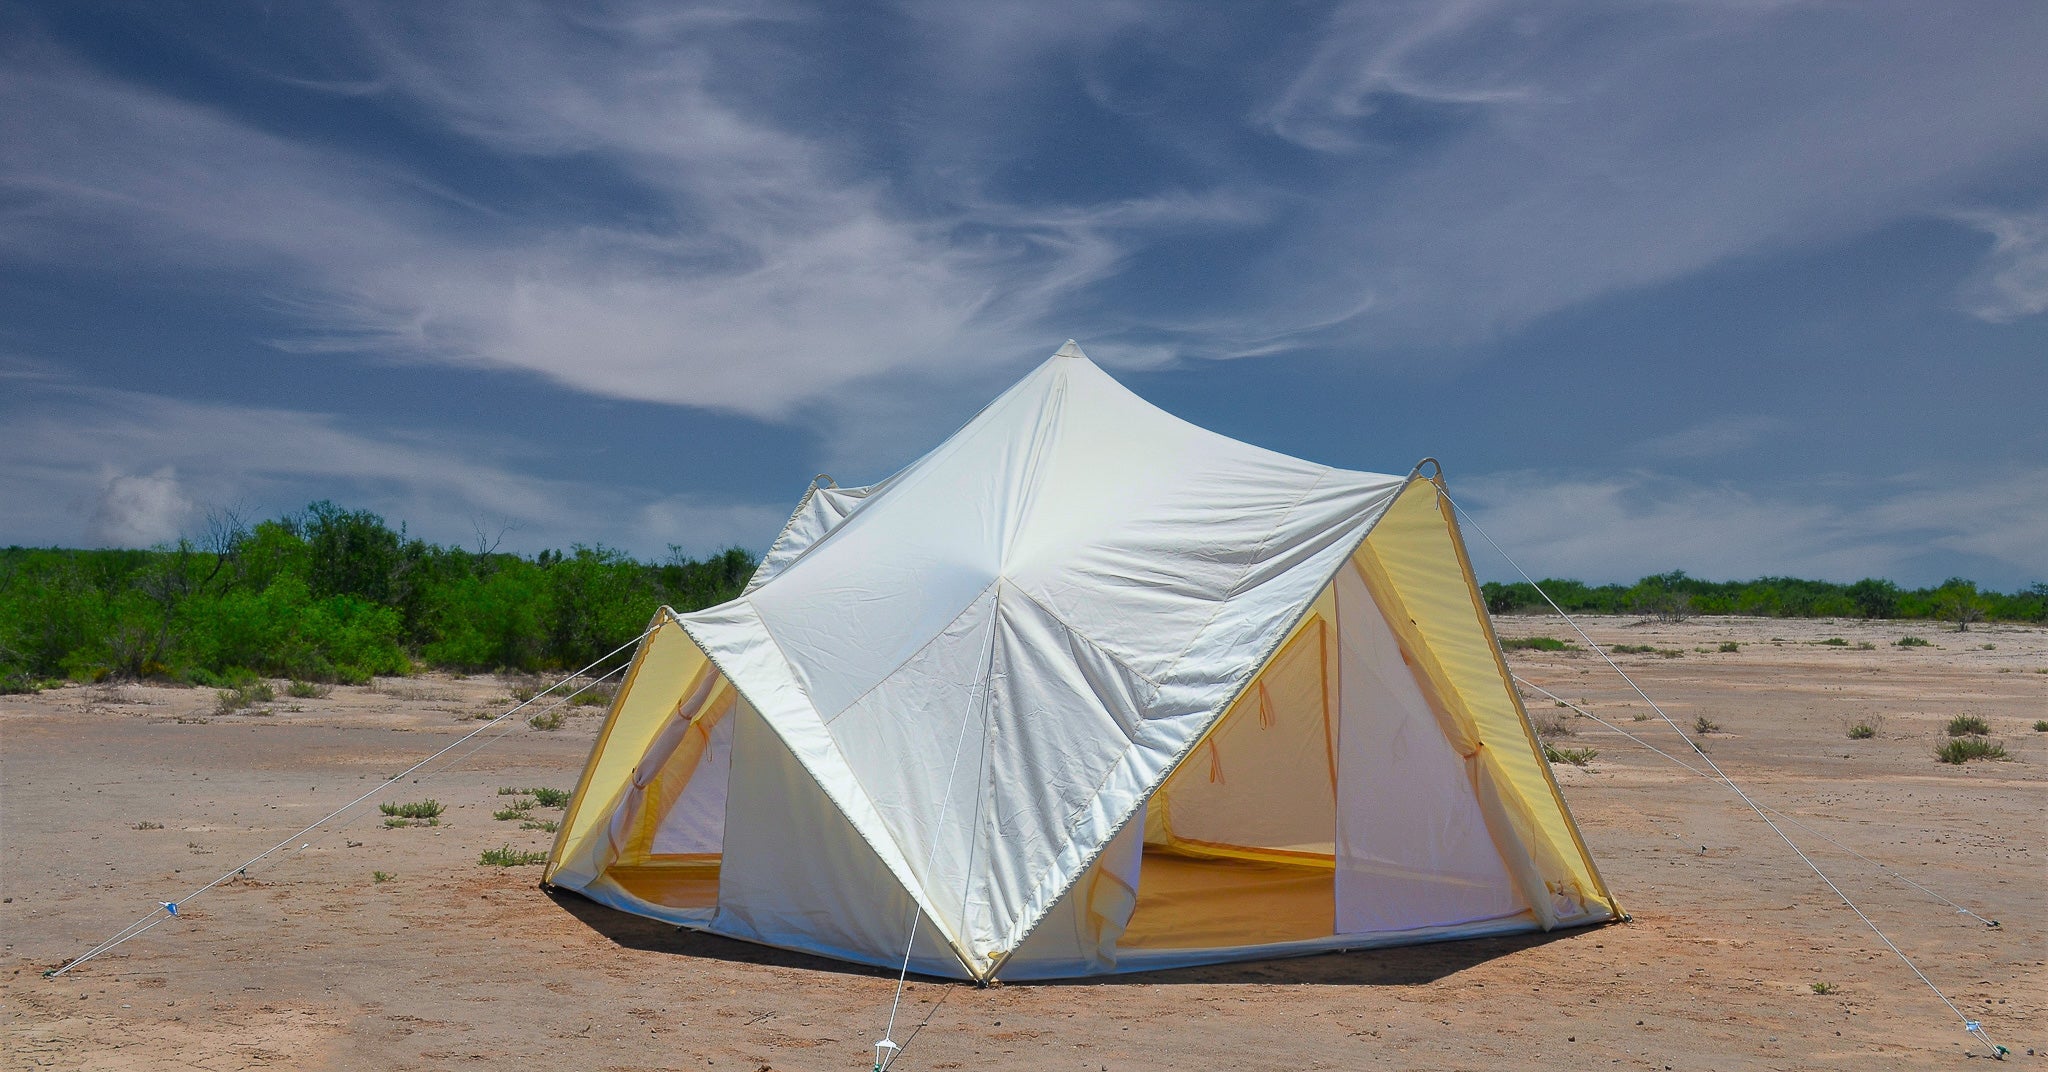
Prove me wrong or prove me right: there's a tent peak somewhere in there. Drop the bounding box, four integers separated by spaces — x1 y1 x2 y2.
1052 339 1088 360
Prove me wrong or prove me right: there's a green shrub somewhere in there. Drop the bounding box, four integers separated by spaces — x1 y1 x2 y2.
529 787 571 808
1810 981 1838 995
1610 644 1654 654
527 708 565 731
1718 641 1741 652
1543 744 1597 766
379 799 444 820
1946 715 1990 737
1819 636 1848 646
372 871 395 883
1694 716 1722 735
2033 720 2048 733
492 800 534 821
479 845 547 867
1500 636 1578 651
520 818 559 832
1847 722 1877 740
1896 636 1930 647
214 681 276 714
286 679 332 698
1935 738 2006 764
570 685 615 706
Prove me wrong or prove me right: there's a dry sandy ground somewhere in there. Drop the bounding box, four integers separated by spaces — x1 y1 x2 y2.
3 615 2043 1071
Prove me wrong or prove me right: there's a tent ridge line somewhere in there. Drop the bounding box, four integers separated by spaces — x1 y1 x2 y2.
985 471 1418 979
669 609 981 979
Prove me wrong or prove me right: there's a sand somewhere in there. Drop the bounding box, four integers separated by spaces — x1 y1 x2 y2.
3 615 2043 1070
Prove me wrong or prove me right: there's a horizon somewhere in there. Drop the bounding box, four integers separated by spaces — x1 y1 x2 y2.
3 3 2043 589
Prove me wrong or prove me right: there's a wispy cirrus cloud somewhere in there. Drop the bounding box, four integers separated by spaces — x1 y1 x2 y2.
1227 0 2048 352
1950 204 2048 323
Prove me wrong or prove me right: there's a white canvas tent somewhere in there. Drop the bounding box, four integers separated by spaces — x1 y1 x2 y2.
544 342 1620 980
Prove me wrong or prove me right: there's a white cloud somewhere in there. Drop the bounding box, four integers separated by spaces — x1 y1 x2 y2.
1950 205 2048 323
0 378 790 557
1452 467 2048 588
89 468 192 547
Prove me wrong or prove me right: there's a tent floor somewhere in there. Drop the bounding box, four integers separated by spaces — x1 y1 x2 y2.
1118 850 1334 950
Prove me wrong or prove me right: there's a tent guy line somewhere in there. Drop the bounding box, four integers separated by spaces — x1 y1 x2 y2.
1444 493 2009 1061
42 627 655 981
1510 675 2000 930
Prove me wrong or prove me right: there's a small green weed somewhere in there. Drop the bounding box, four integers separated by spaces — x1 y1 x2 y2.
1896 636 1930 647
1543 744 1598 766
498 786 527 795
479 845 548 867
520 818 559 832
1631 712 1651 722
492 800 534 821
286 680 332 699
1847 722 1877 740
133 820 163 830
1501 636 1580 652
1610 644 1654 654
570 686 615 707
1936 738 2006 764
530 787 570 808
1819 637 1848 646
1693 716 1722 735
2032 720 2048 732
1946 715 1990 737
380 799 444 819
372 871 395 883
1718 641 1741 653
1810 982 1838 995
527 709 565 731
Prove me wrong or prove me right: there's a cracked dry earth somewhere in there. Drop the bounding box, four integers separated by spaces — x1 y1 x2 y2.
3 616 2043 1070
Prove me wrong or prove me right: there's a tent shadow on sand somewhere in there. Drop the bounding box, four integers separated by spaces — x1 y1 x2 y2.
545 885 1590 987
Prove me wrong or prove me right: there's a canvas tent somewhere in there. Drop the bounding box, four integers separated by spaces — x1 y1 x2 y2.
544 342 1620 981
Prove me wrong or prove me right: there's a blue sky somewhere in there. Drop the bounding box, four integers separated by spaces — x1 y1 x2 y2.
3 2 2043 588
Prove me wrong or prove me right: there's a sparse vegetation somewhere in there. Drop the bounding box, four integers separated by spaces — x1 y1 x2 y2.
1819 636 1848 646
1946 715 1991 737
1853 641 1876 650
1936 738 2006 764
1896 636 1930 648
1718 641 1741 653
493 800 534 821
372 871 395 883
1810 982 1838 995
1500 636 1579 652
1847 722 1877 740
520 818 559 832
1610 644 1655 654
378 799 443 828
1543 744 1598 766
286 679 332 698
132 820 163 830
527 708 566 731
570 685 615 706
2033 720 2048 733
1532 711 1575 738
214 681 275 714
530 787 571 808
1693 716 1722 735
479 845 548 867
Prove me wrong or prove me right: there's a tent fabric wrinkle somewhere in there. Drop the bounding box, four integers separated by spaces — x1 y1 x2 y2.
544 341 1619 980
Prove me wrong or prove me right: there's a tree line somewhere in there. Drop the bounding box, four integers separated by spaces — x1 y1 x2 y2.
1481 570 2048 625
0 502 755 691
4 505 2043 693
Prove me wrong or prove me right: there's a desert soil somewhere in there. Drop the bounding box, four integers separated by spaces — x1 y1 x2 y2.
3 615 2043 1071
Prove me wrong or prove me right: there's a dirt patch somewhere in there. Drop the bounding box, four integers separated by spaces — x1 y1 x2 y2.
3 622 2042 1070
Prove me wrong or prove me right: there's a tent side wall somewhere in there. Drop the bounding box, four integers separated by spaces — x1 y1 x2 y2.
1354 478 1620 926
